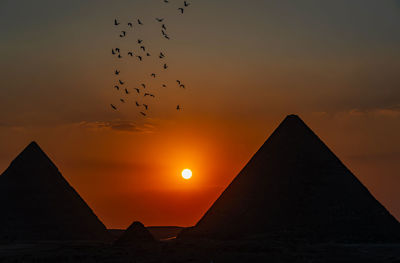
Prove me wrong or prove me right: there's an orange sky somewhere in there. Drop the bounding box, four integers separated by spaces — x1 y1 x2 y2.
0 0 399 228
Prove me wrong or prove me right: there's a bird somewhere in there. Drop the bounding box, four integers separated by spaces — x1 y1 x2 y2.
125 88 130 94
128 22 133 27
128 52 134 56
146 53 151 57
140 46 146 51
114 19 120 26
137 19 143 25
164 34 170 40
120 99 126 103
135 101 140 107
112 49 116 55
115 70 120 75
162 24 167 30
111 104 117 110
159 52 165 58
143 104 149 110
119 80 124 85
114 85 120 90
177 80 181 85
136 55 143 61
115 48 120 52
134 88 140 93
156 18 164 22
141 83 146 88
161 30 167 36
180 84 186 89
163 64 168 69
176 105 181 110
164 0 169 3
150 94 155 98
140 112 146 116
118 54 122 59
151 73 156 78
138 39 143 44
162 84 167 88
184 1 190 7
178 8 184 14
144 93 150 97
120 31 126 37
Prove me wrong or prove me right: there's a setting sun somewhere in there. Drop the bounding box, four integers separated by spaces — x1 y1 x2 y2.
181 169 192 180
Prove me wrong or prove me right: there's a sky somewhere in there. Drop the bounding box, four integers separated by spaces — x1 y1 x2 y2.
0 0 399 229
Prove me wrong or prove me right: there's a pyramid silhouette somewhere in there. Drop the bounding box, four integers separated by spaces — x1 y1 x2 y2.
180 115 400 242
114 221 155 246
0 142 110 242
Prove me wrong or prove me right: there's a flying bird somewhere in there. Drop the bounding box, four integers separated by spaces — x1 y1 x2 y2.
184 1 190 7
111 104 117 110
114 19 120 26
163 64 168 69
146 53 151 57
114 85 120 90
162 84 167 88
120 31 126 37
128 52 134 56
118 54 122 59
135 101 140 107
115 70 120 75
176 105 181 110
164 0 169 2
159 52 165 58
156 18 164 22
177 80 181 85
136 55 142 61
138 39 143 44
125 88 130 94
151 73 156 78
143 104 149 110
180 84 186 89
162 24 167 30
144 93 150 97
112 49 116 55
120 99 126 103
140 46 146 51
140 112 146 116
119 80 124 85
141 83 146 88
178 8 184 14
161 30 167 36
128 22 133 27
134 88 140 93
137 19 143 25
164 34 170 40
115 48 120 52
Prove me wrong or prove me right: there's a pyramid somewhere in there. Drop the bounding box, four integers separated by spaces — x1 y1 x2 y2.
114 221 155 246
0 142 110 242
179 115 400 242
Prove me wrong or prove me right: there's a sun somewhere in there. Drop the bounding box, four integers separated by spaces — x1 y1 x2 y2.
181 169 192 180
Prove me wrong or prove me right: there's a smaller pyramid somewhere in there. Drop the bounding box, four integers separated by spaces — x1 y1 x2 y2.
114 221 155 246
0 141 110 242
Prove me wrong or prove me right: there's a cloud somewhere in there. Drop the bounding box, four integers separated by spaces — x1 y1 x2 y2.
79 120 156 134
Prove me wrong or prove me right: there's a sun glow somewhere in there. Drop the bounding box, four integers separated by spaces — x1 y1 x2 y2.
181 169 192 180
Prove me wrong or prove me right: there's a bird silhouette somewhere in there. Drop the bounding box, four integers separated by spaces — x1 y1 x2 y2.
120 99 126 103
146 53 151 57
156 18 164 22
115 48 120 52
180 84 186 89
161 30 167 36
164 34 170 40
177 80 181 85
114 19 120 26
140 112 146 116
184 1 190 7
111 104 117 110
163 64 168 69
176 105 181 110
120 31 126 37
128 52 134 56
140 46 146 51
118 54 122 59
162 24 167 30
128 22 133 27
119 80 124 85
137 55 143 61
141 83 146 88
151 73 156 78
150 94 155 98
138 39 143 44
135 101 140 107
144 93 150 97
125 88 130 94
137 19 143 25
134 88 140 93
112 49 116 55
164 0 169 2
162 84 167 88
143 104 149 110
114 85 120 90
178 8 184 14
115 70 120 75
159 52 165 58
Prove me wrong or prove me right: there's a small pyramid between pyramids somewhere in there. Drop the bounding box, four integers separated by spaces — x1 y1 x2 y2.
114 221 155 246
179 115 400 242
0 142 110 242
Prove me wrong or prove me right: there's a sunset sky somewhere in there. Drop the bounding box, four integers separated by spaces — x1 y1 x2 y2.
0 0 399 229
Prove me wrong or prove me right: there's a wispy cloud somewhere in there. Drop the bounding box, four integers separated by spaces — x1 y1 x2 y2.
79 120 156 134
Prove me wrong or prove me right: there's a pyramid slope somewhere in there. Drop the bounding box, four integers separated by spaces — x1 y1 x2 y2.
114 221 155 246
180 115 400 242
0 142 110 242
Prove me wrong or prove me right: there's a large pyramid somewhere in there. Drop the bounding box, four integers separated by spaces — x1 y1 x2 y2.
114 221 156 246
180 115 400 242
0 142 110 242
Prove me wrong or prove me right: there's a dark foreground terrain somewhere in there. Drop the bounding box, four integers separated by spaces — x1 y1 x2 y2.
0 239 400 263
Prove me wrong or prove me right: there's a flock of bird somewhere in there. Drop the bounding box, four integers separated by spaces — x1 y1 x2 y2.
110 0 192 117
